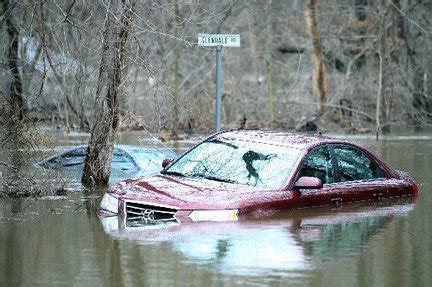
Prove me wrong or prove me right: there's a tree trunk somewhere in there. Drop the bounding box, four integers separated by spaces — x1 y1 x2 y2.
354 0 368 69
2 0 25 121
264 1 274 127
377 2 390 138
247 3 260 98
82 0 134 187
412 63 426 115
171 2 180 138
397 0 428 121
426 57 432 117
93 1 113 109
305 0 329 113
376 52 383 140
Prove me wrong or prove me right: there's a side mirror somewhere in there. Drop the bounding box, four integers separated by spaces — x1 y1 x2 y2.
162 157 175 169
294 176 323 190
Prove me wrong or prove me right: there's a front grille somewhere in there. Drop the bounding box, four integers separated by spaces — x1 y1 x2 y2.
125 201 178 223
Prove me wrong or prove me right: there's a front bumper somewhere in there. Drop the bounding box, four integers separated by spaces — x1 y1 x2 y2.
98 193 238 224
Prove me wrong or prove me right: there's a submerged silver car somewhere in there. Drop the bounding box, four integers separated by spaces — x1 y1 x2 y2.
37 145 176 183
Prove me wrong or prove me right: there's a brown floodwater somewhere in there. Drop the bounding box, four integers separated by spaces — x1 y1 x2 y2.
0 129 431 286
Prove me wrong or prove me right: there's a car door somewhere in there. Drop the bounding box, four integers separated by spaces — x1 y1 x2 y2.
292 145 342 208
330 144 389 203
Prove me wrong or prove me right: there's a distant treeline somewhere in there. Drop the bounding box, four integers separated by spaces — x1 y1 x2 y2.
1 0 431 135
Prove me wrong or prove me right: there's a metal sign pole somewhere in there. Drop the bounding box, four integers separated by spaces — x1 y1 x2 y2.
197 34 240 133
215 46 223 133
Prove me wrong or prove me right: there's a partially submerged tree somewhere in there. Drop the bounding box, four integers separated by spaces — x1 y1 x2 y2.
305 0 329 114
376 1 391 138
82 0 134 187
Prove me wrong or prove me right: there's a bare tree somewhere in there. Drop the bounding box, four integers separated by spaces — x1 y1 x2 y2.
264 1 275 127
305 0 329 113
2 0 24 121
376 2 391 138
171 2 181 138
393 0 428 121
2 0 431 141
82 0 134 187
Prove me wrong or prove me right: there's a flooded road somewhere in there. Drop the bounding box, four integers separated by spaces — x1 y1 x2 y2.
0 130 431 286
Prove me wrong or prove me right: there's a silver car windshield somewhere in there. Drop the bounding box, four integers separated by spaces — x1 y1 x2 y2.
164 138 301 189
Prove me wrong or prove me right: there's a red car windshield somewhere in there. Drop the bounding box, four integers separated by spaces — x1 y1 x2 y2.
164 138 301 189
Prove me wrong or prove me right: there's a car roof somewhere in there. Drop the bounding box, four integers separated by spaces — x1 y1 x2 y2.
54 144 174 154
119 145 174 153
37 145 175 165
215 130 347 150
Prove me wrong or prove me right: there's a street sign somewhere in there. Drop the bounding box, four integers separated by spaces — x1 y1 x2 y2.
198 33 241 132
197 34 241 48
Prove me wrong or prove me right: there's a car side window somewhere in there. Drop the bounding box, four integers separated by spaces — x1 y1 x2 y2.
333 145 383 182
298 146 334 184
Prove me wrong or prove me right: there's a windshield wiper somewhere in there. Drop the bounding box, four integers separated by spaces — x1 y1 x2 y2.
192 173 238 184
162 170 187 177
208 139 238 149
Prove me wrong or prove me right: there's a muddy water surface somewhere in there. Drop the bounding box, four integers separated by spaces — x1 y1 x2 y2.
0 130 431 286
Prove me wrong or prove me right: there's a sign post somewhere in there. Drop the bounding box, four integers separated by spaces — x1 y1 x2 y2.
215 46 222 133
197 34 240 132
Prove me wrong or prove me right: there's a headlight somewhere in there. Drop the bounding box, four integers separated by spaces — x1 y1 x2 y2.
188 209 238 222
100 216 119 233
100 193 119 213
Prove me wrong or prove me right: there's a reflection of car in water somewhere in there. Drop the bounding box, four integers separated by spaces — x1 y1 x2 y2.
37 145 176 183
99 197 415 276
100 130 418 222
288 204 398 260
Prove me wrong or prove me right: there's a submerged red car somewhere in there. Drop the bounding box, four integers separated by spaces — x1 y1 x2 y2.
99 130 418 223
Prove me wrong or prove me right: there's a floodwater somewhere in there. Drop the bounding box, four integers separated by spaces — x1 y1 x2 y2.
0 130 431 286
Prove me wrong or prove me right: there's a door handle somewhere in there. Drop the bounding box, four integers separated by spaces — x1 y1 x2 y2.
373 192 385 200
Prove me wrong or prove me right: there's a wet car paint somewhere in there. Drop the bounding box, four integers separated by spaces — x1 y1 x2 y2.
102 130 418 221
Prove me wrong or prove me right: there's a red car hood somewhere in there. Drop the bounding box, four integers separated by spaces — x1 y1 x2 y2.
109 174 287 210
